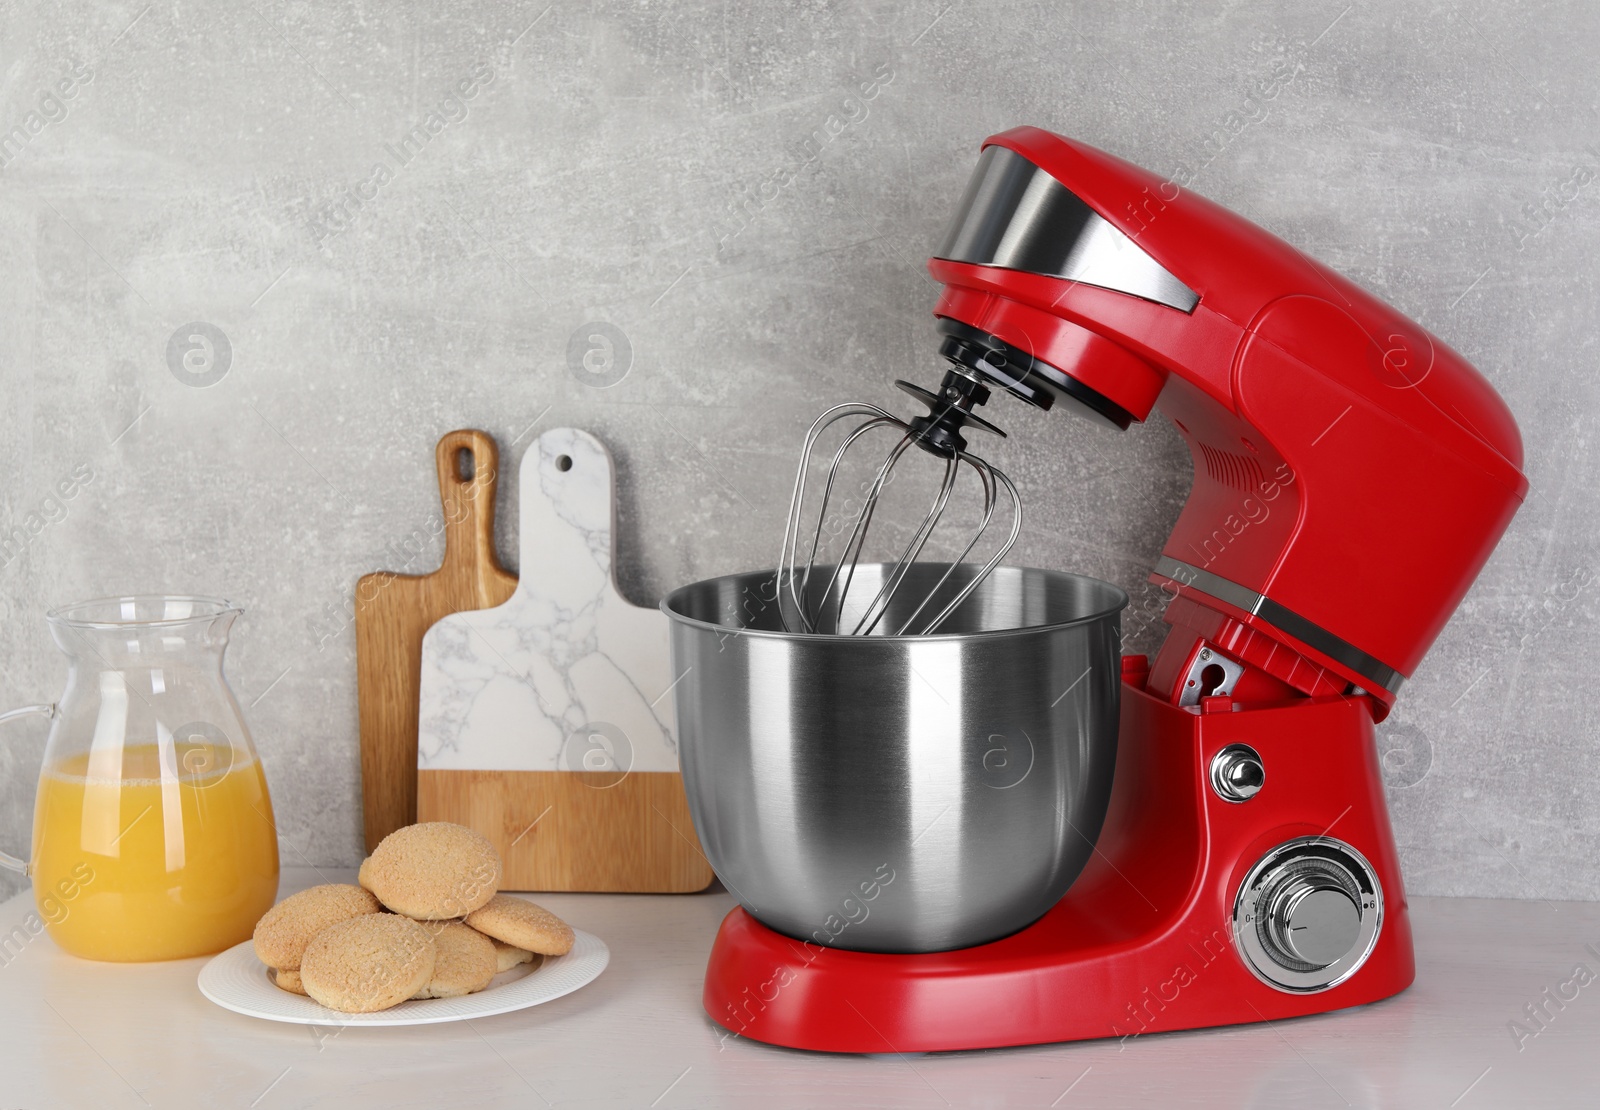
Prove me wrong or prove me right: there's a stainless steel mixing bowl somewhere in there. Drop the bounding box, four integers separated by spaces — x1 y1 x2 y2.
662 562 1126 953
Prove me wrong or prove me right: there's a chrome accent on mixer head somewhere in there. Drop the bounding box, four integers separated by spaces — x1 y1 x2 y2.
778 390 1021 637
1154 557 1406 694
936 145 1199 312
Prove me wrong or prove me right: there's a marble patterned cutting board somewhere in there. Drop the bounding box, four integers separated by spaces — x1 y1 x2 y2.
417 428 679 775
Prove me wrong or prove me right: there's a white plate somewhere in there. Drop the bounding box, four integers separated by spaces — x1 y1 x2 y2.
198 928 609 1026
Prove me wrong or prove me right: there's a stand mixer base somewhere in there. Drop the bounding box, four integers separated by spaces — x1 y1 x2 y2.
701 675 1415 1053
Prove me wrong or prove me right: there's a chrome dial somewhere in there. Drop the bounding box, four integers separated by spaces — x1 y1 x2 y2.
1234 837 1382 992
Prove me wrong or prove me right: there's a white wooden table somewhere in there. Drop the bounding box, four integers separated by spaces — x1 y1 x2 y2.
0 867 1593 1108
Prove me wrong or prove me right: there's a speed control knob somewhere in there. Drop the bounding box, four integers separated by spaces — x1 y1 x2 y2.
1234 837 1382 992
1266 877 1361 967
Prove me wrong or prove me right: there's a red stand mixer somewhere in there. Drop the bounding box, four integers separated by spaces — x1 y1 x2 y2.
682 127 1527 1052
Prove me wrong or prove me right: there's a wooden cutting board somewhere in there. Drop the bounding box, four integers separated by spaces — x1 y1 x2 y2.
416 427 712 893
356 429 518 852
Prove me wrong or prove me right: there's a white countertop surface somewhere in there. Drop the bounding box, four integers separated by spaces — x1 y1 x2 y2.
0 867 1595 1108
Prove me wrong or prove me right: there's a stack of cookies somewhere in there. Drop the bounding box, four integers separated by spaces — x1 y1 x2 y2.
251 822 575 1013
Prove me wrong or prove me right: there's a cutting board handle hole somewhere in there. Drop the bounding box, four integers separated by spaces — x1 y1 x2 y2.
555 454 573 473
455 447 477 483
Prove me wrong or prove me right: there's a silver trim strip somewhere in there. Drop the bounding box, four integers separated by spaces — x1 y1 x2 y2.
936 146 1200 313
1154 557 1405 695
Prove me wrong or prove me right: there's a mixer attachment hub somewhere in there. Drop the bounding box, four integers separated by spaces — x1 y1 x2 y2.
897 369 1006 457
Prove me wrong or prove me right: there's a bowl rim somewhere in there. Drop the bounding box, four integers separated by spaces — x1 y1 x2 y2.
660 563 1129 643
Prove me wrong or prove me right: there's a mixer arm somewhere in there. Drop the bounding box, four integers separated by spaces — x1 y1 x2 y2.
921 127 1528 719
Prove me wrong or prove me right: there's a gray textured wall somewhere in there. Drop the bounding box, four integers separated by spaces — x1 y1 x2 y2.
0 0 1595 906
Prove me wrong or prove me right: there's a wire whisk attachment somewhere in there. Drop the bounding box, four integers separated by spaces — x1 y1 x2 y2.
777 370 1021 636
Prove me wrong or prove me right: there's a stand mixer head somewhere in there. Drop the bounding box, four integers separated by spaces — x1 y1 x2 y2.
893 127 1524 711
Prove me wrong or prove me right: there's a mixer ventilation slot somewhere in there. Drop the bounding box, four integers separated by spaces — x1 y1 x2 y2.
1198 444 1266 492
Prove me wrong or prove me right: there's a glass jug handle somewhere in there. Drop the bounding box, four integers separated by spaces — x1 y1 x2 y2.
0 703 56 874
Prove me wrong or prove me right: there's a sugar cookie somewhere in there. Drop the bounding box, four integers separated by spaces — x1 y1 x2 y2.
362 822 500 920
270 967 308 996
413 921 498 999
488 935 537 973
299 914 436 1013
252 883 382 970
465 894 573 956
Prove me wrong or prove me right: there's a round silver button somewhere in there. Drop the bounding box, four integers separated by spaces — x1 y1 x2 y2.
1210 744 1265 802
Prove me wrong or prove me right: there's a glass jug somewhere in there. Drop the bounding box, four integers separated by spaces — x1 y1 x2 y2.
0 596 279 961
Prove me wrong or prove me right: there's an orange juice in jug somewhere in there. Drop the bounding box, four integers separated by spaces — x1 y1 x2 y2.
31 743 279 961
0 596 281 963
